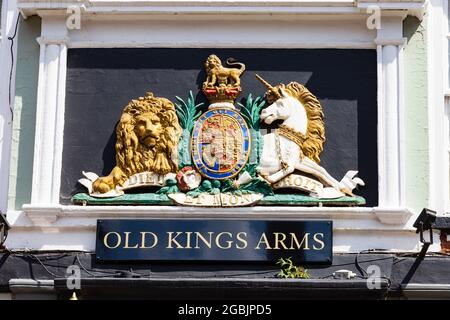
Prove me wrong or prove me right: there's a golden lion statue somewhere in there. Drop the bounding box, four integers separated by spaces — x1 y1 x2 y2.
203 54 245 88
92 91 182 193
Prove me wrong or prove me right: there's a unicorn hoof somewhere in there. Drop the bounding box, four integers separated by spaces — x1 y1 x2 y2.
340 188 354 197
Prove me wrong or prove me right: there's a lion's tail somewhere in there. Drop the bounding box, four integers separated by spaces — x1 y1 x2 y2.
226 58 246 74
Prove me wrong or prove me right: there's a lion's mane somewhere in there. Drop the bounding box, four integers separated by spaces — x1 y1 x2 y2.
115 91 182 182
204 54 221 73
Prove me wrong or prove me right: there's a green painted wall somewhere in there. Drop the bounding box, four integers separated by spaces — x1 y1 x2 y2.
7 16 40 210
403 16 429 213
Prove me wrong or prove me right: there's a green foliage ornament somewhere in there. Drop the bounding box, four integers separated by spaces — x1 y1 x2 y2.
156 178 179 195
175 91 204 168
238 94 265 166
186 180 222 198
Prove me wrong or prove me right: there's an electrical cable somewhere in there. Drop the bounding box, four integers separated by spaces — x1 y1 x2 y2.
4 250 398 283
7 12 20 122
29 254 66 278
0 226 7 248
12 251 117 278
355 250 370 277
75 253 118 277
318 274 334 279
354 249 395 277
0 211 9 248
212 270 279 278
353 249 393 290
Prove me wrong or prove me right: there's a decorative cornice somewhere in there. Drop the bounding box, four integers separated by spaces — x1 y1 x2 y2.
374 37 407 46
22 204 59 226
36 36 70 46
17 0 426 18
372 207 413 224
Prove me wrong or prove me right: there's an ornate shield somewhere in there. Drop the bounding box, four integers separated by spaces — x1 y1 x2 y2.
191 108 251 180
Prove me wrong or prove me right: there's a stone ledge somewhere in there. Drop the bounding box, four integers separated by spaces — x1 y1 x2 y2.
17 204 414 229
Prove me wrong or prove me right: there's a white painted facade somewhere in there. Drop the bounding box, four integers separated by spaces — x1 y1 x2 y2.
428 0 449 216
0 0 18 215
440 0 450 214
2 0 444 253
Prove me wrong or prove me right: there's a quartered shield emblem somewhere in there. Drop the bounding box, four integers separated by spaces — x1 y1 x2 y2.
191 108 250 180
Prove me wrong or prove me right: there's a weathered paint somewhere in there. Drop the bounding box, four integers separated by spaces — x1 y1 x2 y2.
7 16 40 210
403 16 429 214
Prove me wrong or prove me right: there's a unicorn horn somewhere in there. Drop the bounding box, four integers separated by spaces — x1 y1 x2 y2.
255 74 281 98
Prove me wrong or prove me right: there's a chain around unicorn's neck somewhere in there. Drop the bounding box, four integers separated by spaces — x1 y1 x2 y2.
276 124 307 160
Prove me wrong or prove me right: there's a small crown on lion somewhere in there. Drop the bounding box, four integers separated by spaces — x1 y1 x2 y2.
202 86 241 104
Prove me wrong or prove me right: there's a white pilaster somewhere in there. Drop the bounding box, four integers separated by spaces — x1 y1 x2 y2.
427 0 448 214
31 14 68 205
375 13 406 208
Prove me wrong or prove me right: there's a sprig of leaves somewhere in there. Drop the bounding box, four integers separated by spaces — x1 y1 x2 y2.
221 176 273 196
238 94 266 130
276 257 310 279
244 164 259 178
175 91 204 131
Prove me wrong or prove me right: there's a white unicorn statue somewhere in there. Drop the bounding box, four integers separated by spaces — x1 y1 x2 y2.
253 75 364 198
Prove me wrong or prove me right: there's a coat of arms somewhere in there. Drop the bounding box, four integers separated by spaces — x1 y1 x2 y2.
76 54 365 207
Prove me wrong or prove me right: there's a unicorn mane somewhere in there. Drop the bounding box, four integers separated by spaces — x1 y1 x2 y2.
266 82 325 163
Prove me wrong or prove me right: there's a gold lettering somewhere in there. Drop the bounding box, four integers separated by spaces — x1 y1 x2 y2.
236 232 248 249
255 233 272 250
213 194 221 205
152 172 159 184
197 194 206 205
221 194 229 206
139 232 158 249
167 232 184 249
123 231 139 249
128 175 137 186
313 233 325 250
229 195 239 205
273 232 288 249
103 232 121 249
185 232 192 249
215 232 233 249
289 233 310 250
194 232 213 249
157 174 164 185
305 179 313 190
294 176 303 187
